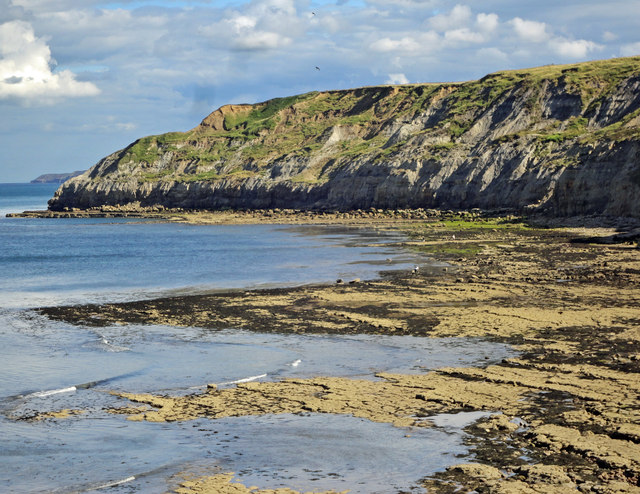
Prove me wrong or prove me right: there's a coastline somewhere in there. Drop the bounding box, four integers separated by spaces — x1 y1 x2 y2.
36 215 640 493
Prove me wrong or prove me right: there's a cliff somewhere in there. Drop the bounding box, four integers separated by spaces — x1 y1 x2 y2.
49 57 640 218
32 171 84 184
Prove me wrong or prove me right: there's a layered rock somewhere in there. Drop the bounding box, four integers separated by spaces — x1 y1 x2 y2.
49 57 640 217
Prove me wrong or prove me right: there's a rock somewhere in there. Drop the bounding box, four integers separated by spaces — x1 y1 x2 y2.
48 58 640 218
446 463 505 480
479 413 520 432
516 464 574 486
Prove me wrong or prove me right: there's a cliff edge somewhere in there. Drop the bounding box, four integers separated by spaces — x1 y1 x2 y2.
49 57 640 218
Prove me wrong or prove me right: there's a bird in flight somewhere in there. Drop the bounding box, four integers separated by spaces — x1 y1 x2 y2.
315 66 320 71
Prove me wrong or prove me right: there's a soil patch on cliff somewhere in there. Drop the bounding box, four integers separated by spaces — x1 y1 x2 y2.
38 219 640 493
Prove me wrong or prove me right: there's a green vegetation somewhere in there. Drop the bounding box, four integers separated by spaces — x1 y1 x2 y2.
110 56 640 186
224 93 317 136
124 132 190 164
180 170 221 182
541 117 588 143
435 217 530 230
402 217 531 258
139 170 173 182
593 107 640 142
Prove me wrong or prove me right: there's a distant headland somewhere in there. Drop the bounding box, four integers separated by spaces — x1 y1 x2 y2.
31 171 85 184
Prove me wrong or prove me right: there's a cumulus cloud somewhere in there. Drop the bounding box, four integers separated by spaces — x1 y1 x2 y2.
549 38 601 58
510 17 548 43
386 73 409 84
369 30 440 54
371 36 422 53
234 31 292 51
0 20 100 103
444 28 484 44
199 0 300 52
477 47 508 61
428 5 472 32
476 13 499 33
426 6 497 46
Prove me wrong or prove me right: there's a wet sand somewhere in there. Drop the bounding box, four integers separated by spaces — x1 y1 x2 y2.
38 214 640 493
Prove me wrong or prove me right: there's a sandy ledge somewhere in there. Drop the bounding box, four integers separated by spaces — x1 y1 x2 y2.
36 215 640 494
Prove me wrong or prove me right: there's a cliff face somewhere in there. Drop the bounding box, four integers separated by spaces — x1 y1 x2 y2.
50 57 640 217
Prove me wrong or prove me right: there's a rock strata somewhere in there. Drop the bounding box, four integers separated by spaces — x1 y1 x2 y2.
48 57 640 218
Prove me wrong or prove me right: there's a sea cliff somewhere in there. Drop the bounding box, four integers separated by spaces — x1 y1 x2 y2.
49 57 640 218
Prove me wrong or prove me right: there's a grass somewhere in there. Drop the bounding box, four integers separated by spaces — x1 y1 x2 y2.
224 93 317 136
105 56 640 185
180 170 221 182
540 117 588 143
435 218 530 230
139 170 173 181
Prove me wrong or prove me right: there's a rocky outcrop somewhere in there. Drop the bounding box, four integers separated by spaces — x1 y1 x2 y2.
49 57 640 218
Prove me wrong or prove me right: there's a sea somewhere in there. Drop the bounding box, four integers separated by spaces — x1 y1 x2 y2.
0 183 516 493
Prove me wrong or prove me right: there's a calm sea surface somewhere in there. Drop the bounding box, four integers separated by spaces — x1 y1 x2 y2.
0 183 515 493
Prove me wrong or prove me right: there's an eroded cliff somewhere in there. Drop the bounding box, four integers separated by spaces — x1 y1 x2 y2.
49 57 640 217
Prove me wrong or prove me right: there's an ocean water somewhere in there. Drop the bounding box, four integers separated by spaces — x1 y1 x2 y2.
0 184 515 493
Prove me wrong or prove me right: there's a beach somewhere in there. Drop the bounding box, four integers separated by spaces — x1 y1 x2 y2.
38 214 640 493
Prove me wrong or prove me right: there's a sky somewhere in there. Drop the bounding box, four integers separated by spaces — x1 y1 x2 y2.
1 0 639 182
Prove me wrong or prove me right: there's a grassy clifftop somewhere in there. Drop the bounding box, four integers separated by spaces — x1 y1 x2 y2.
113 56 640 185
51 56 640 216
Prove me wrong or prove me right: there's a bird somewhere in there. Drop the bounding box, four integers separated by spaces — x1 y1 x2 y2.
412 265 419 274
315 66 321 71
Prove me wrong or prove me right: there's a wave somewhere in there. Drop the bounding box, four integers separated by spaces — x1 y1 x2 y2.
29 386 77 398
220 373 268 385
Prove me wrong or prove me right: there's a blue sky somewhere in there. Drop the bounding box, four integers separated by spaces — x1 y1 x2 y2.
1 0 639 182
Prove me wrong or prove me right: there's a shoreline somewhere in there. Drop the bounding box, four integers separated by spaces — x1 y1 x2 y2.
35 216 640 493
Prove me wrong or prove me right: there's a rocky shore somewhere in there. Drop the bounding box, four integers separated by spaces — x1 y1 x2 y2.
37 215 640 494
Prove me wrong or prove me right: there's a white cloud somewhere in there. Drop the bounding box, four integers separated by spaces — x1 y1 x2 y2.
386 73 409 84
429 7 497 46
620 42 640 57
602 31 618 42
476 13 499 33
371 36 422 53
444 28 484 44
428 5 472 32
231 15 257 31
0 20 100 103
549 38 601 58
510 17 548 43
477 47 508 61
234 31 292 51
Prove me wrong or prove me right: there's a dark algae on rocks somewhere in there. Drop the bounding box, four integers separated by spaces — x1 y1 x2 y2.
48 57 640 218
